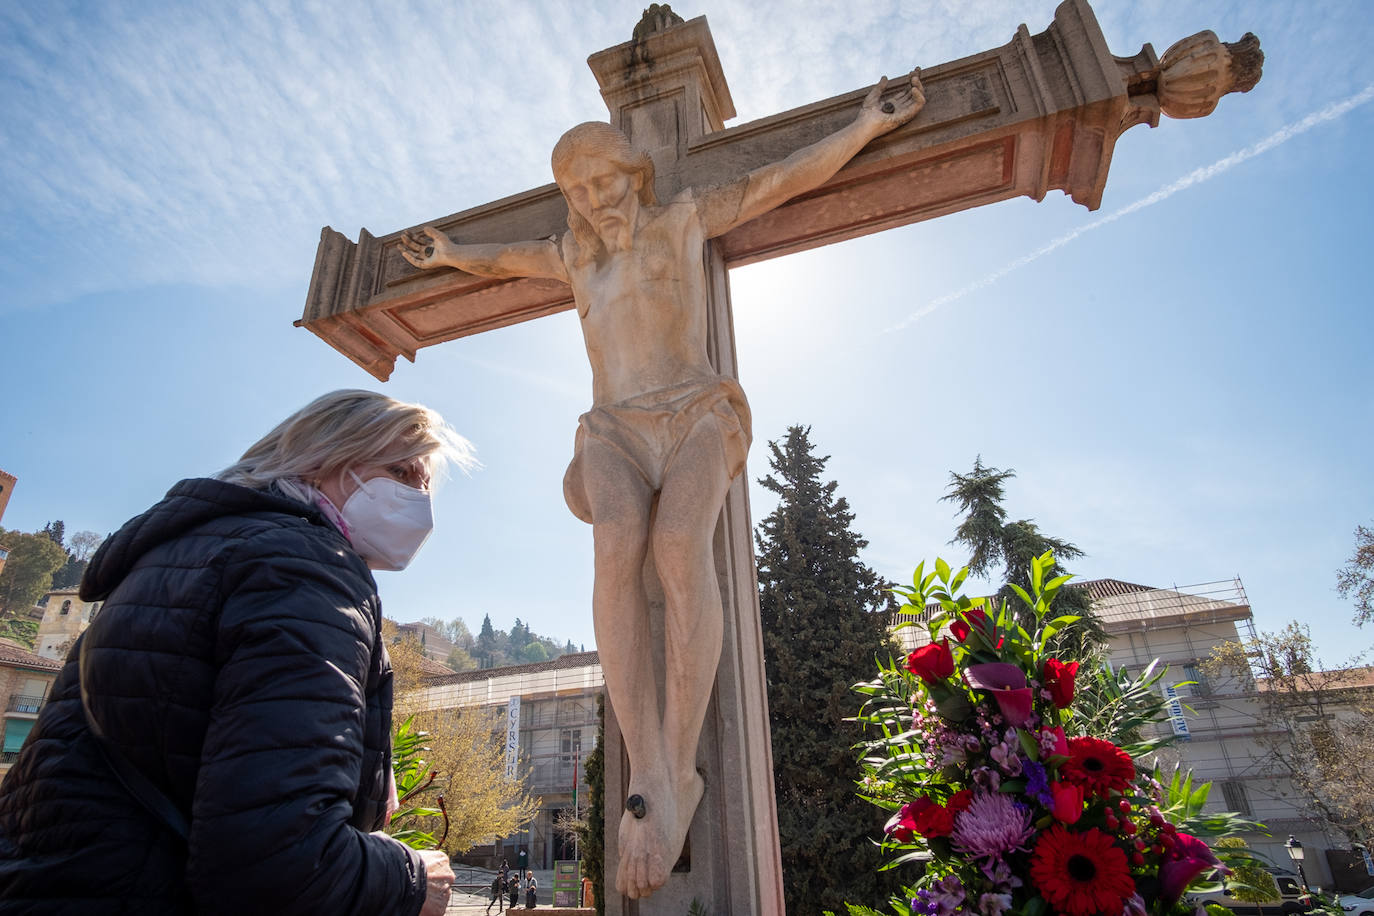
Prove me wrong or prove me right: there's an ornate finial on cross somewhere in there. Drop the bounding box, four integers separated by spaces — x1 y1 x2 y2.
632 4 685 42
1157 30 1263 118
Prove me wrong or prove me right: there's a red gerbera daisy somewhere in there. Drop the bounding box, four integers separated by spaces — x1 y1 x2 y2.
1031 826 1136 916
1061 736 1135 797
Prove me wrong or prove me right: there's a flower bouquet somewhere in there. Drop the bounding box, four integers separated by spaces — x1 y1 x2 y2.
846 552 1261 916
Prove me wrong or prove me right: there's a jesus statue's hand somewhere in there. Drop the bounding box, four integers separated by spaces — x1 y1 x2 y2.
399 225 456 270
858 69 925 135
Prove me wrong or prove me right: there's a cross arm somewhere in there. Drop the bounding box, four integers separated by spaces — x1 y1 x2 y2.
298 0 1259 382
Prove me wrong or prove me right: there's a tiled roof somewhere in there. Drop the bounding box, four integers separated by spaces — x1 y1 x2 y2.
893 577 1250 628
418 655 457 676
422 650 601 686
0 640 61 671
1074 579 1156 602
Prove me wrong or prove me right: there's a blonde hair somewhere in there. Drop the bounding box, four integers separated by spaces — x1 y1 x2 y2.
217 389 477 490
551 122 657 264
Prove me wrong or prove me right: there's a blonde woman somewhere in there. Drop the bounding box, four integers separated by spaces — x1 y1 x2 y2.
0 390 474 916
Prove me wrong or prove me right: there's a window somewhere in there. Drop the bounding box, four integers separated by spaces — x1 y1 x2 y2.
59 600 71 616
1182 664 1211 697
0 547 8 562
560 728 582 772
1220 780 1251 816
2 719 34 754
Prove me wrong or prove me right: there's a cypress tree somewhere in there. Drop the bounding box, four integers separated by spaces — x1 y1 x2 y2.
755 426 903 914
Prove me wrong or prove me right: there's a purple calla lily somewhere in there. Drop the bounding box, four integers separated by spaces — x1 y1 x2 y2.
1159 833 1225 902
963 663 1035 727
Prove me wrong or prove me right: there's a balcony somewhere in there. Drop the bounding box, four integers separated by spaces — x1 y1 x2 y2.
5 695 44 715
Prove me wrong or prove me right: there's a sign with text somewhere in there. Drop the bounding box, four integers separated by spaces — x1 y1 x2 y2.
1162 685 1191 739
553 860 579 906
504 696 521 780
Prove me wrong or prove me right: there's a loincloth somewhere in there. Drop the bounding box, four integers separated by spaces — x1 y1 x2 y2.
562 376 752 524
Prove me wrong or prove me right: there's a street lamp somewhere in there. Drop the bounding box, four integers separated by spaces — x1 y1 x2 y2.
1284 835 1309 893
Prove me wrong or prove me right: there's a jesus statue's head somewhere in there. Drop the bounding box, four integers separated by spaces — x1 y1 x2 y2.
552 122 658 260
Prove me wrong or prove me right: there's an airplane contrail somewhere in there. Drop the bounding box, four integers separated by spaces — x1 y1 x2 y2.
884 84 1374 333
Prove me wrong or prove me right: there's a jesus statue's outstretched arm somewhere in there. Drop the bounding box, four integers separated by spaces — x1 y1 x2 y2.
398 71 922 278
695 71 924 237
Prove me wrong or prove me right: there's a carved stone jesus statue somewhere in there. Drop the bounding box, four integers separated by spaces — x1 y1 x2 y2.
400 72 923 899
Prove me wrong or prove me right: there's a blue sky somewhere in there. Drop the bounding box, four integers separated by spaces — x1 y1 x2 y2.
2 0 1370 664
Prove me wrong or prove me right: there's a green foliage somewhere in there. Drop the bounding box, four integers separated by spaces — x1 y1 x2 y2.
583 695 605 916
0 526 68 631
755 426 904 915
388 715 446 850
1073 659 1176 755
1212 838 1279 905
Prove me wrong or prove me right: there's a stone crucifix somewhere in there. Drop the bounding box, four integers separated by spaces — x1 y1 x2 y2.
298 3 1260 912
399 67 921 903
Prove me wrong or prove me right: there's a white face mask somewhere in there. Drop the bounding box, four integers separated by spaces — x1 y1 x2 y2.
339 470 434 571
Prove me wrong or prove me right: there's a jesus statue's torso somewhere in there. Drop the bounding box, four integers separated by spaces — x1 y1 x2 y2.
563 190 718 407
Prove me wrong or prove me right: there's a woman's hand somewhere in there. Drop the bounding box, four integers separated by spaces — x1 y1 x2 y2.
417 850 454 916
385 767 400 821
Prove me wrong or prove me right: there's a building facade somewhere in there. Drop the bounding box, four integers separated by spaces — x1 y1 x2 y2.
409 651 604 869
0 469 15 528
0 639 61 778
33 587 101 661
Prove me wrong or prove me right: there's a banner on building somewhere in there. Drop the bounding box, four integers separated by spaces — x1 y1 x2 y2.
504 696 521 780
1162 685 1191 739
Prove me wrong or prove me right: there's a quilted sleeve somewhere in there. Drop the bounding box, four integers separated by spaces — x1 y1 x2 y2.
184 527 428 916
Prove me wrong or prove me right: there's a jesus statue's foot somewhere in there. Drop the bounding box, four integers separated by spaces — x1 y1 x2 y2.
613 770 707 899
615 794 674 899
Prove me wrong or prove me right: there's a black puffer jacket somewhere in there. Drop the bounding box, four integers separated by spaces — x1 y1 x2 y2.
0 478 428 915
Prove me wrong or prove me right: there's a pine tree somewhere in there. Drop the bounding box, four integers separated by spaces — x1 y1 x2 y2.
755 426 903 915
942 457 1102 652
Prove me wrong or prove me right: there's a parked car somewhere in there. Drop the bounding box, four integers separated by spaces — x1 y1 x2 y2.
1339 885 1374 916
1191 869 1310 915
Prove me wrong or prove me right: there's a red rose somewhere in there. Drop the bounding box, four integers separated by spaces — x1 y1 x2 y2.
950 608 989 643
914 802 957 837
1050 781 1085 824
887 803 920 842
1043 658 1080 708
948 789 973 813
906 639 955 683
890 797 958 839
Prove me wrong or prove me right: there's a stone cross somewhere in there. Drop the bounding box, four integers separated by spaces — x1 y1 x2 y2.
297 3 1260 913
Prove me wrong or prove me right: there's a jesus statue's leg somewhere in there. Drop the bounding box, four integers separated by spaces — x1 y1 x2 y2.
577 442 672 900
644 418 734 892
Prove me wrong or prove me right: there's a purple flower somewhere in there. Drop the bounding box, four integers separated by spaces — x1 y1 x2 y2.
964 663 1036 727
951 791 1034 860
1160 833 1225 902
1023 759 1053 807
990 741 1023 777
914 875 966 916
972 766 1002 792
978 893 1013 916
980 858 1023 891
